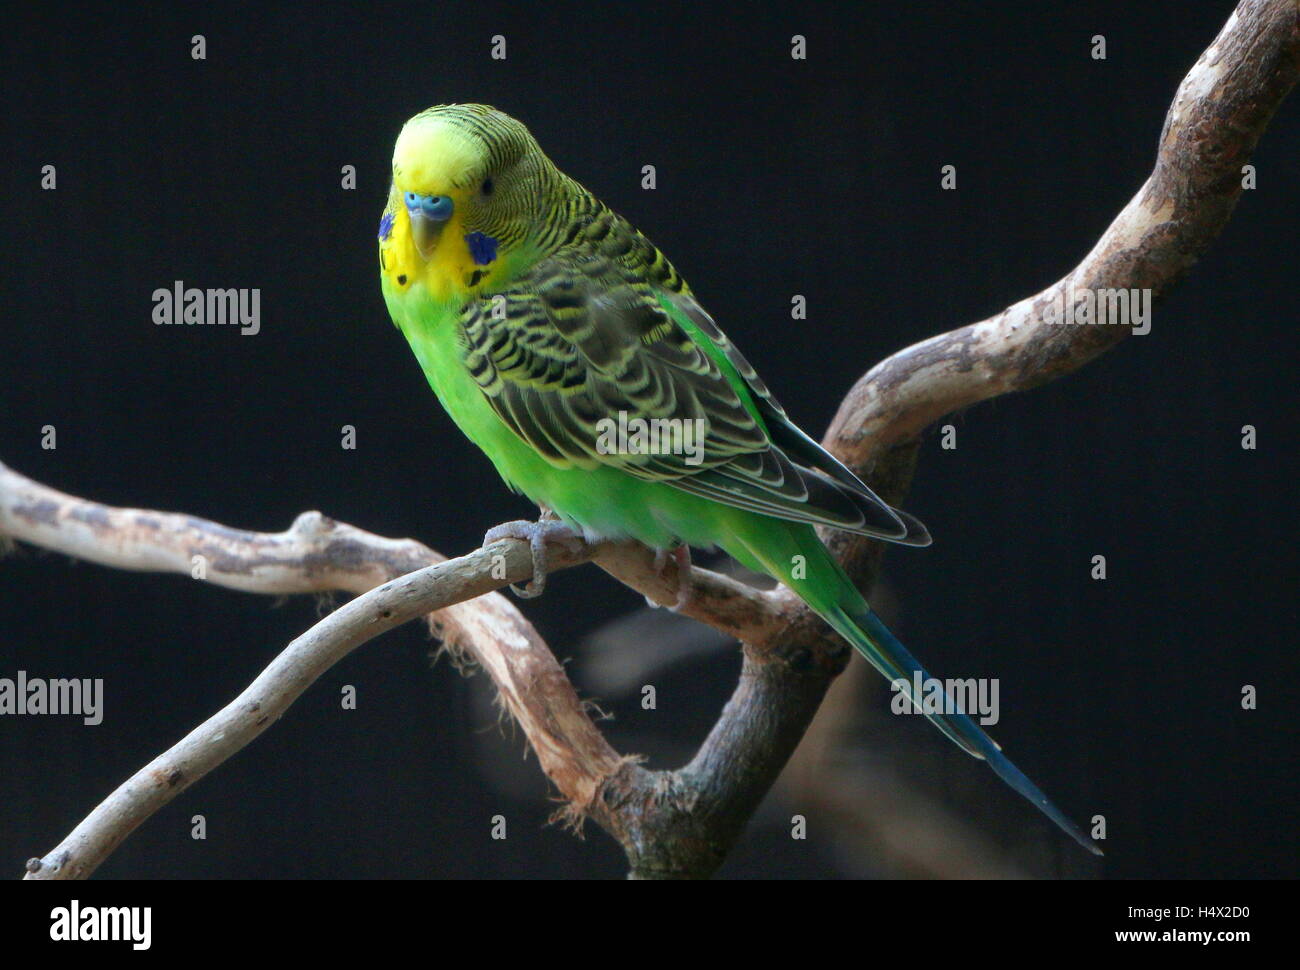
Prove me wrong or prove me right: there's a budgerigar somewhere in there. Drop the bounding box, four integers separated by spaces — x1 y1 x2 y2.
378 104 1099 855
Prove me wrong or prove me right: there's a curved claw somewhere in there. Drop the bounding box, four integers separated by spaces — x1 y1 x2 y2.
669 544 693 611
483 517 581 600
648 544 693 611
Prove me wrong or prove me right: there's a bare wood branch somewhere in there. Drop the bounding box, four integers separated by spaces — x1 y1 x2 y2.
0 459 788 878
827 0 1300 469
1 481 585 877
0 460 788 649
600 0 1300 878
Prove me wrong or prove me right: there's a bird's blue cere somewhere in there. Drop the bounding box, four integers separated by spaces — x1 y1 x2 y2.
404 191 454 222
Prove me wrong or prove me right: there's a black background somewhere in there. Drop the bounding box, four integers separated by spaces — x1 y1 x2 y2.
0 0 1295 879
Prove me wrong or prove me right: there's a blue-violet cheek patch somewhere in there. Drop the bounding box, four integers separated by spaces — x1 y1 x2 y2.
465 232 498 266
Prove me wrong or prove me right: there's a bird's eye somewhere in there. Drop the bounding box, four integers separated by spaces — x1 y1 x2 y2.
481 177 494 196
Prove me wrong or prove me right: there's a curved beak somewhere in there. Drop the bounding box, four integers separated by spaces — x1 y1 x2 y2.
404 192 455 260
408 210 442 260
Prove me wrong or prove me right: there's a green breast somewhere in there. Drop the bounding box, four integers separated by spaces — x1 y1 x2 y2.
383 279 507 457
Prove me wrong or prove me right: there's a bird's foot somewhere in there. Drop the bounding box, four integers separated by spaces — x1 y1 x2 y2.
646 544 693 612
483 516 583 599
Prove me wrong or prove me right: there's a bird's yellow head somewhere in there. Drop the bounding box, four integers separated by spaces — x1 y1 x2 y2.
378 104 560 303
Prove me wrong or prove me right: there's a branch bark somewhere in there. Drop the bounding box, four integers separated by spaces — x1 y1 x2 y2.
613 0 1300 878
0 461 800 879
6 0 1297 880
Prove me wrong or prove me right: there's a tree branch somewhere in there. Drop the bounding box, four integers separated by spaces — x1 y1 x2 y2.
831 0 1300 469
0 460 790 879
605 0 1300 878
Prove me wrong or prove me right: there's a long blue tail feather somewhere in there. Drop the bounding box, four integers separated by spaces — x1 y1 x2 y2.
832 603 1102 856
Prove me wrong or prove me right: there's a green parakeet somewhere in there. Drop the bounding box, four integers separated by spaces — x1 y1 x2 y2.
378 104 1099 855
